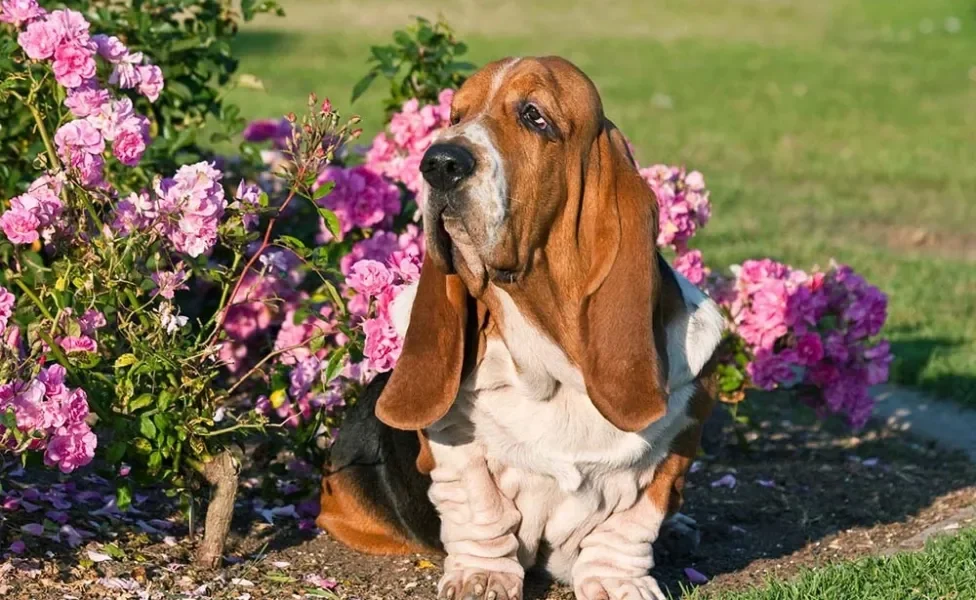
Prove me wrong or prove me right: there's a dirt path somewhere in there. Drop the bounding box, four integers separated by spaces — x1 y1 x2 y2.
2 395 975 599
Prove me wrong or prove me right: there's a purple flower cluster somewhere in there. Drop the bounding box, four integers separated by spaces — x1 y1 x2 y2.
0 364 96 473
726 259 893 428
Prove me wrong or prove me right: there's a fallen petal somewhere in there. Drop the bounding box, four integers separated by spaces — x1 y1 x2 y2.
755 479 776 488
684 567 709 584
87 549 113 562
21 523 44 536
9 540 26 554
862 457 879 467
271 561 291 568
232 578 255 587
710 474 737 489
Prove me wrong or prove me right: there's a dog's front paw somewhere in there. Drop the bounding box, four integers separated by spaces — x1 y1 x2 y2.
438 570 523 600
575 576 667 600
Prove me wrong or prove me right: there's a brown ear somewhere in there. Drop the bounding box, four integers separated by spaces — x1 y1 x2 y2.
577 121 669 433
375 256 478 430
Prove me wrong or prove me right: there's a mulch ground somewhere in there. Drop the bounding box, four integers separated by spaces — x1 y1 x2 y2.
3 394 975 599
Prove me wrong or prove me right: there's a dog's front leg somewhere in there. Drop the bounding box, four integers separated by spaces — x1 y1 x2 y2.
428 435 523 600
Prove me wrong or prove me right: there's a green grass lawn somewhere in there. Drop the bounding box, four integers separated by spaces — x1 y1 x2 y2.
684 528 976 599
227 0 976 405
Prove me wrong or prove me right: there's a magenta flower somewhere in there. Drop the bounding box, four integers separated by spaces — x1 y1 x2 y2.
795 332 825 366
315 165 400 241
55 119 104 163
363 316 402 373
59 335 97 354
232 180 262 229
153 161 226 257
151 266 190 300
47 9 91 43
673 249 706 286
109 50 143 89
78 309 106 335
0 0 44 26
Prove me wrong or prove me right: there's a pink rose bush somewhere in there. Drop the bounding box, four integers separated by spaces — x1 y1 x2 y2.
365 88 454 197
0 363 96 473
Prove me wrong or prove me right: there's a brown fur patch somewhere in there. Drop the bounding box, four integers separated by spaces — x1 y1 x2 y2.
316 471 434 555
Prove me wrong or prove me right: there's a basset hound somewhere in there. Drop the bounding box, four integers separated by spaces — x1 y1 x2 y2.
317 56 727 600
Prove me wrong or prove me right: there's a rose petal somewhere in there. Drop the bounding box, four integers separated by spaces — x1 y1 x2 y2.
756 479 776 488
232 578 255 587
87 549 113 562
9 540 26 554
21 523 44 536
684 567 709 584
862 457 879 467
710 474 737 489
271 561 291 568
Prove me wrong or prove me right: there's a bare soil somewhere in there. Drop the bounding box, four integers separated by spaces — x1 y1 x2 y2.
2 394 975 599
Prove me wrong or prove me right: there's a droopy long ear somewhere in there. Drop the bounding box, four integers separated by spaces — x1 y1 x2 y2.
375 256 478 430
577 121 669 433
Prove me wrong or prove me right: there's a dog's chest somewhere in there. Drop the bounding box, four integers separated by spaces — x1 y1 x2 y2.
457 335 652 492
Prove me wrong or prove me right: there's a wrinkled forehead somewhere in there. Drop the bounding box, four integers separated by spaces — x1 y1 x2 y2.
452 57 604 129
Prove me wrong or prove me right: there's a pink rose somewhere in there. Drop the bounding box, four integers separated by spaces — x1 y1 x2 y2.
363 317 402 373
47 9 90 43
78 309 106 335
64 84 110 118
17 17 59 59
346 259 394 298
91 34 126 62
52 41 97 89
113 117 149 166
62 388 89 425
0 209 40 245
136 64 164 102
109 51 143 89
43 422 96 473
0 285 14 336
55 119 104 157
36 364 68 401
0 0 44 26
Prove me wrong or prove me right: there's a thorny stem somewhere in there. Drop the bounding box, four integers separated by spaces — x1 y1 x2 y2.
208 170 306 344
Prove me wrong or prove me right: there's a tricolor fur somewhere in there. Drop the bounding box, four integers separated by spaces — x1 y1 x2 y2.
318 56 728 600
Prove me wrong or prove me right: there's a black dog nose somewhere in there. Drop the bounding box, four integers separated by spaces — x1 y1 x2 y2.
420 143 476 191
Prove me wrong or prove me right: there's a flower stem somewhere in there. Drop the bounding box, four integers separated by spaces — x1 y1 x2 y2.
208 170 306 345
12 278 54 321
35 329 77 380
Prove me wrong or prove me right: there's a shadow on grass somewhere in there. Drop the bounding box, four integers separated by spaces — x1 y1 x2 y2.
889 334 976 406
230 29 299 59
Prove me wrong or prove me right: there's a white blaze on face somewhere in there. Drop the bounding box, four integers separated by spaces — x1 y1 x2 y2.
431 58 521 251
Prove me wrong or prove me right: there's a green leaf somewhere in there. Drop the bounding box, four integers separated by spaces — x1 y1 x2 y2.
130 393 154 412
313 179 336 199
308 334 326 353
103 543 127 560
317 207 341 240
265 573 297 583
351 71 379 103
106 441 127 464
114 353 139 368
324 347 347 383
116 484 133 512
139 416 157 440
148 451 163 473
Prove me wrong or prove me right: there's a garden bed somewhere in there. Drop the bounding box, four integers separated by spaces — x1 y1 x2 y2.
3 396 974 599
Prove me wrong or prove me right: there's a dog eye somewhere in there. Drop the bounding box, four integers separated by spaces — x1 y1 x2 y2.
520 103 547 131
450 112 461 125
